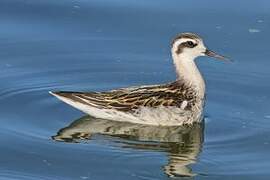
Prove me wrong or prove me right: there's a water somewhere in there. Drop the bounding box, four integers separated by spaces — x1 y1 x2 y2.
0 0 270 179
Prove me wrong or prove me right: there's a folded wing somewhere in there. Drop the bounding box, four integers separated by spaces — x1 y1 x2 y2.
51 81 196 112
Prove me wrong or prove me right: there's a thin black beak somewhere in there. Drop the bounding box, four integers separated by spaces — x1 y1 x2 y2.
204 49 230 62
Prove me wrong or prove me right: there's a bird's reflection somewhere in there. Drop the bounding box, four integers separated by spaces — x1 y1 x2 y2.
52 116 204 177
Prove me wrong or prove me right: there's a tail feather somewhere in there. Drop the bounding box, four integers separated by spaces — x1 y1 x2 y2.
49 91 105 108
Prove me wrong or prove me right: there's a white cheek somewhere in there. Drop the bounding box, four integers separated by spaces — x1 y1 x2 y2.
182 47 202 58
196 44 206 56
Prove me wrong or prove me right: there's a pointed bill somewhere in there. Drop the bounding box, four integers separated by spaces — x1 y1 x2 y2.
204 49 230 62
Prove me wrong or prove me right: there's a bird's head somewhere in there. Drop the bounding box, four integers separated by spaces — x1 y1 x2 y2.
171 32 227 61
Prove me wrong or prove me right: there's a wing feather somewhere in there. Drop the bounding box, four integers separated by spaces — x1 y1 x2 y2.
53 81 196 112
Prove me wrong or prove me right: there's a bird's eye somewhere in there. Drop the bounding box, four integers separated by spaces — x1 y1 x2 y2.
186 41 195 47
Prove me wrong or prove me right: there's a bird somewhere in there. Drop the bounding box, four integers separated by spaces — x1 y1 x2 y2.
50 32 227 126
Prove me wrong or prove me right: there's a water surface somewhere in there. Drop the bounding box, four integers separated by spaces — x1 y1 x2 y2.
0 0 270 179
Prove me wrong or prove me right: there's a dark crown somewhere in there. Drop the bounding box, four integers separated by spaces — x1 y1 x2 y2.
171 32 202 47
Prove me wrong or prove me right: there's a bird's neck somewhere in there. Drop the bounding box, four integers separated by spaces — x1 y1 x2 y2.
172 53 205 97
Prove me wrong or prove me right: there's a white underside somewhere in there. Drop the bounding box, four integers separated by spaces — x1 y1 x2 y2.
51 92 203 126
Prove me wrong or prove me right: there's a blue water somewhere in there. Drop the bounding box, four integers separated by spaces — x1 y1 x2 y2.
1 0 270 179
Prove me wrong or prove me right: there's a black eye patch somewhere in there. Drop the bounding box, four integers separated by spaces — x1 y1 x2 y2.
175 41 198 54
183 41 197 48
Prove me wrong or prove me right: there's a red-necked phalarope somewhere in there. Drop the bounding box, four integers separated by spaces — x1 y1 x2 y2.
50 32 227 126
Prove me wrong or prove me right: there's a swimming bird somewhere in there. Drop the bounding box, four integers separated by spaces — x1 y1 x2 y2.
50 32 227 126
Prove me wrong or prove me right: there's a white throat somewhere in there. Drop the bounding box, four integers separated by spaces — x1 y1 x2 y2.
172 52 205 97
